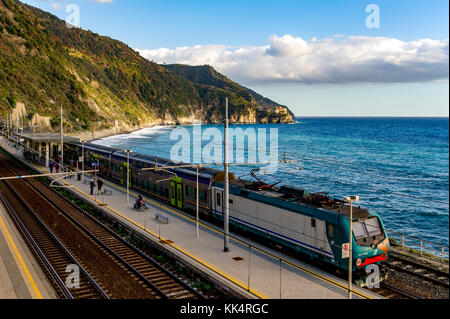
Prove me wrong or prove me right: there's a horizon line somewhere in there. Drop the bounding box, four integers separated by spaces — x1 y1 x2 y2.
293 115 449 118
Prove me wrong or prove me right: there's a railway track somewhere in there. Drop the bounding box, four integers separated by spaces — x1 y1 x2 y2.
0 153 204 299
0 184 108 299
368 253 448 299
386 253 449 288
370 282 424 299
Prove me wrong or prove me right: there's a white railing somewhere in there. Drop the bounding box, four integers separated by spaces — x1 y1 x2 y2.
386 229 449 264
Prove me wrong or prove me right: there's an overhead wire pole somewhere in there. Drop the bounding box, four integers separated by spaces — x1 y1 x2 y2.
141 106 298 248
126 150 132 202
81 140 86 182
224 97 230 252
60 107 64 171
142 159 299 240
344 195 359 300
196 165 199 238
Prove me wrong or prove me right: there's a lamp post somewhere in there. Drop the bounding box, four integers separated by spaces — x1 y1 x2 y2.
60 107 64 171
81 140 86 181
224 97 230 252
126 150 132 202
196 165 199 238
344 195 359 299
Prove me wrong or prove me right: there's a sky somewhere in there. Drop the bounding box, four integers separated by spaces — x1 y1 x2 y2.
20 0 449 116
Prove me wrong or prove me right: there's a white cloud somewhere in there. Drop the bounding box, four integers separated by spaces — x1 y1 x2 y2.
137 34 449 84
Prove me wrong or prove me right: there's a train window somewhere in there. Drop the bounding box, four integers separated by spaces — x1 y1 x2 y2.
165 188 169 199
216 192 221 207
199 190 206 202
183 186 194 198
311 218 316 228
352 221 368 240
364 217 381 236
327 224 334 238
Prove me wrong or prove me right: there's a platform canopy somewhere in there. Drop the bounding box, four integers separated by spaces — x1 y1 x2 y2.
16 133 80 144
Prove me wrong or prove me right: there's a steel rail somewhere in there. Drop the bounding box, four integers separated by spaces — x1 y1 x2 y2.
387 253 449 288
0 179 109 299
380 283 424 300
0 192 73 299
4 158 203 299
44 180 206 299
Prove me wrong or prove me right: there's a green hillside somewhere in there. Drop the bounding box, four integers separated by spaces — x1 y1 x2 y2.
0 0 294 133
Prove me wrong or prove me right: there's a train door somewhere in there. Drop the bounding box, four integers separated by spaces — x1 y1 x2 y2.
213 188 224 215
170 177 183 209
176 183 183 209
170 182 176 206
120 163 130 187
311 217 318 249
317 220 326 251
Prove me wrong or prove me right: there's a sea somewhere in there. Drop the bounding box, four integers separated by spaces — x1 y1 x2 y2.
93 117 449 250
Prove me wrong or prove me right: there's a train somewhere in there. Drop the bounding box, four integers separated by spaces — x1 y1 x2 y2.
64 141 390 278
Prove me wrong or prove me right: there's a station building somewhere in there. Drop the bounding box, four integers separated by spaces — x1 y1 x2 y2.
14 133 80 167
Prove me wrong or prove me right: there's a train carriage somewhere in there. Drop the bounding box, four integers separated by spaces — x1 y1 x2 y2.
212 181 389 273
65 141 390 277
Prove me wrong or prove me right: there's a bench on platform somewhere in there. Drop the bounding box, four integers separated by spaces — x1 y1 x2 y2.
155 213 169 224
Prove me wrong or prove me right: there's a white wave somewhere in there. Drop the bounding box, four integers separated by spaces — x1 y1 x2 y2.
94 125 177 145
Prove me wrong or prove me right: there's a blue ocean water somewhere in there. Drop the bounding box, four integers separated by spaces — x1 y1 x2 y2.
93 118 449 247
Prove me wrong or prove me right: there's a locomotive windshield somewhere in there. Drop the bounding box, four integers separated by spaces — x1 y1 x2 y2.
364 217 382 236
352 221 368 240
352 217 382 239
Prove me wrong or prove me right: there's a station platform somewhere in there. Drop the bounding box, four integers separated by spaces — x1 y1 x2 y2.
0 201 56 299
0 137 383 299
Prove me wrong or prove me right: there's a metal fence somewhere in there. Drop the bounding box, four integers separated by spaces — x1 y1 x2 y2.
386 229 449 263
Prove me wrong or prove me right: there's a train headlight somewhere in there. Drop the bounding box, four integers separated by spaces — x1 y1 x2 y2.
356 259 362 267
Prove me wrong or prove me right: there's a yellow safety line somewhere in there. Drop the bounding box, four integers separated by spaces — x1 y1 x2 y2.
101 179 372 299
33 167 266 299
99 179 371 299
28 158 370 299
73 183 267 299
0 214 43 299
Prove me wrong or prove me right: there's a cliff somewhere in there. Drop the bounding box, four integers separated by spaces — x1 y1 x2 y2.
0 0 295 135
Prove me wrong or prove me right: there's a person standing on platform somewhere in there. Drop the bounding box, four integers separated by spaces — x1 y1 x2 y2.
76 162 81 181
55 162 60 174
97 178 103 195
90 178 96 195
49 160 54 174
